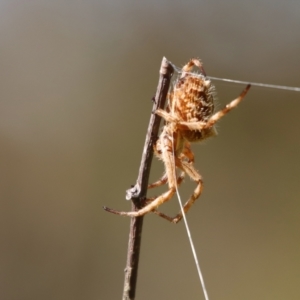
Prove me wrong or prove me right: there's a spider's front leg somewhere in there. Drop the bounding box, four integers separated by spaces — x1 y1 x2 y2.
155 108 179 123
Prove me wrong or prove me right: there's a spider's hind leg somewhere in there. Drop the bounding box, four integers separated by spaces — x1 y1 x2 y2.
171 158 203 223
148 172 185 189
105 130 179 218
146 172 184 207
148 172 184 221
148 174 168 189
156 148 204 224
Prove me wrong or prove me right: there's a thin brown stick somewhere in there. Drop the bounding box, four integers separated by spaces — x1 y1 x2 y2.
121 57 173 300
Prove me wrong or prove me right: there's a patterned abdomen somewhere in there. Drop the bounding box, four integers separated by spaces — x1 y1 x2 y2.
171 73 216 142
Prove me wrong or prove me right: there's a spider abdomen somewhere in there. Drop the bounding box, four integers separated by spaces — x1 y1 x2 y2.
172 74 216 142
173 75 215 123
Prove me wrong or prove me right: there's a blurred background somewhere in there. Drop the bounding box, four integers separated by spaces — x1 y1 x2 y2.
0 1 299 299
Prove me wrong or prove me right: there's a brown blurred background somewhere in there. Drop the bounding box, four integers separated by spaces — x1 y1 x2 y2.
0 1 300 299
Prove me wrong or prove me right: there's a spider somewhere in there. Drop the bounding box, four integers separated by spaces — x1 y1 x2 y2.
105 59 251 223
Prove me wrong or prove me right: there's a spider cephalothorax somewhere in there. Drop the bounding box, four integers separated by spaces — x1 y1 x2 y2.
106 59 251 223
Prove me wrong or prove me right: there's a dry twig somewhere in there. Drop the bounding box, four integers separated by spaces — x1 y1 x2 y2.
105 57 173 300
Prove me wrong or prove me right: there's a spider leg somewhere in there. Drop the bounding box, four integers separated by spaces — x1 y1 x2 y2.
180 142 194 163
182 58 206 76
145 173 184 209
148 172 185 189
202 84 251 128
149 134 184 189
151 210 177 222
103 186 175 217
174 159 203 223
154 151 203 224
148 145 203 224
155 109 178 123
148 174 168 189
177 84 251 131
104 129 178 218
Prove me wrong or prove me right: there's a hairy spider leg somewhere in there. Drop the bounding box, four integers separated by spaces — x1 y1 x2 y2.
151 145 203 223
104 127 178 218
